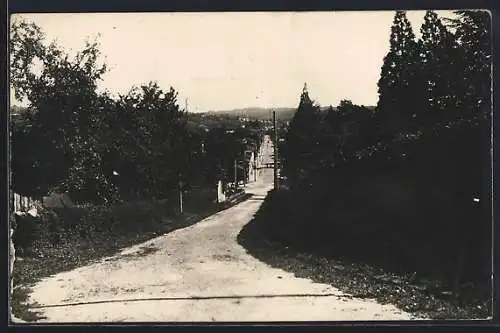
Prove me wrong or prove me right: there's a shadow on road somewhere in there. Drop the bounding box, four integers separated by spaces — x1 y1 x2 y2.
236 189 491 320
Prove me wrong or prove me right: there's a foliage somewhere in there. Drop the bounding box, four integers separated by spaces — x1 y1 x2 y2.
97 83 190 200
419 11 456 123
448 11 492 117
10 19 266 205
276 10 492 302
377 11 423 136
10 19 114 202
323 100 377 164
281 84 322 186
12 213 42 254
280 9 491 198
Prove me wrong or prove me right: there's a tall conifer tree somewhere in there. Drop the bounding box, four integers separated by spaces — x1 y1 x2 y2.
377 11 421 135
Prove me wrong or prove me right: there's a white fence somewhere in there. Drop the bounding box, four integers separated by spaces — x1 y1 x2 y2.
10 192 40 214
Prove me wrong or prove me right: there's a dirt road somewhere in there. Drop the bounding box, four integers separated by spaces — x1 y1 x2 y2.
26 136 418 322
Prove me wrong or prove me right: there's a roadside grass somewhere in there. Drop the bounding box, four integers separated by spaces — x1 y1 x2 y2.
237 191 491 320
11 191 252 322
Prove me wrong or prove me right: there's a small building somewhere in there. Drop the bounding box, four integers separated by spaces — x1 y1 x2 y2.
216 180 226 203
244 150 256 182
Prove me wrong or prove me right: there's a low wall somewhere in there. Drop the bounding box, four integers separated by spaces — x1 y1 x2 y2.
226 190 247 203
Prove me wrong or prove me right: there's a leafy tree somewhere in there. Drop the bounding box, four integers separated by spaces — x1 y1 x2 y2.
419 11 460 124
10 19 266 206
108 83 189 200
10 19 114 202
447 10 492 119
10 108 40 196
322 100 376 167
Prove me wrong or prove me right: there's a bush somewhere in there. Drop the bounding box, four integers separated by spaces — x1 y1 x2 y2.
12 213 43 253
270 118 490 296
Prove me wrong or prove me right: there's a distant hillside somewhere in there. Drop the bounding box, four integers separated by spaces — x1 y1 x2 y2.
205 107 297 121
318 105 376 112
206 105 376 120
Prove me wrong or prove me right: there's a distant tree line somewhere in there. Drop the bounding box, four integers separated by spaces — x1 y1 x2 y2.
10 19 264 204
277 10 491 297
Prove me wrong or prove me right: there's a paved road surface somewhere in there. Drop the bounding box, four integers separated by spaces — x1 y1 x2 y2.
26 135 417 322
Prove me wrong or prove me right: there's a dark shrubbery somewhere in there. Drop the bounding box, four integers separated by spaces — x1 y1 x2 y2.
13 188 221 259
268 117 490 299
238 188 491 319
12 213 42 254
272 10 491 302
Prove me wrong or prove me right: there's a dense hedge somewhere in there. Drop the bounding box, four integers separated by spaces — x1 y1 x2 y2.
265 118 491 299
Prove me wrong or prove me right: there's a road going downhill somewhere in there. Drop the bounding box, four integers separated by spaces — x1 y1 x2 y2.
27 135 417 322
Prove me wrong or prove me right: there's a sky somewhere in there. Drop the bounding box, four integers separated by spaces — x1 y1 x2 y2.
10 11 456 112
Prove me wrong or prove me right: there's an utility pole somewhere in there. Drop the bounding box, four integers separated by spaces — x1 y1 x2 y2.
254 150 257 182
234 159 238 189
244 166 247 187
179 190 183 214
273 110 279 190
178 179 184 214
